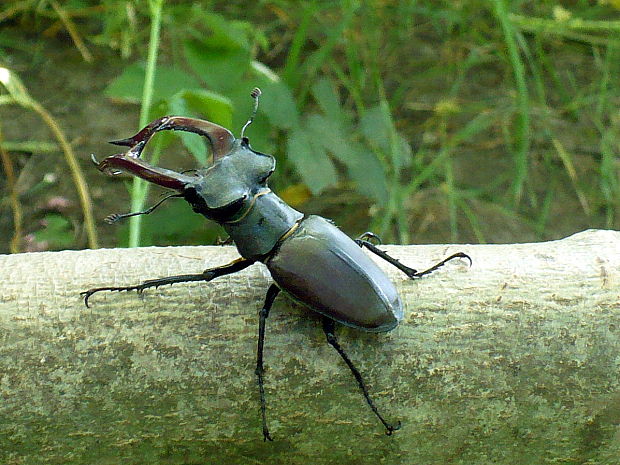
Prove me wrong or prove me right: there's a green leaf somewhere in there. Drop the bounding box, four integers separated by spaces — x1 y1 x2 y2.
303 114 388 203
198 11 252 50
105 64 201 103
287 127 338 194
168 93 208 165
34 214 74 249
379 99 412 170
360 103 412 170
251 61 280 83
360 105 390 154
258 80 299 129
343 143 389 205
311 77 343 122
304 114 347 152
396 134 413 167
183 38 250 92
181 89 233 129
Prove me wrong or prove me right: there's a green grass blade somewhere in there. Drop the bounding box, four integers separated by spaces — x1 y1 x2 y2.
493 0 530 205
128 0 164 248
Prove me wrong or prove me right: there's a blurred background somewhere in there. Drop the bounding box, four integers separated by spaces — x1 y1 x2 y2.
0 0 619 253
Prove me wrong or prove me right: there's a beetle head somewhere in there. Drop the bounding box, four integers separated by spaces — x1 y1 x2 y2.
93 88 275 222
183 138 275 221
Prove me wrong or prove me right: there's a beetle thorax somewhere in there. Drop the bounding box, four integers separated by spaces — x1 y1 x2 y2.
182 139 303 260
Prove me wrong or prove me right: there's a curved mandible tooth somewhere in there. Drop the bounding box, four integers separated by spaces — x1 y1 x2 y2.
109 116 236 161
109 116 172 147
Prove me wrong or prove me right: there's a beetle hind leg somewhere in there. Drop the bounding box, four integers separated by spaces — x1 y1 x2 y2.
322 317 401 435
355 234 471 279
255 284 281 441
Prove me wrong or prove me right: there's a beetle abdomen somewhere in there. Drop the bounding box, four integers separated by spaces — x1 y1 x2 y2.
265 215 403 332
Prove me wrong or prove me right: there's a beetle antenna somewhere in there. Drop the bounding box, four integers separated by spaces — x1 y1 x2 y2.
240 87 262 139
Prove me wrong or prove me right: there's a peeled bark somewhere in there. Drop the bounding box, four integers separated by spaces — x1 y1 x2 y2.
1 229 619 464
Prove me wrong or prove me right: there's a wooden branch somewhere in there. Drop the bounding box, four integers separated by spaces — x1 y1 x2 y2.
1 229 619 464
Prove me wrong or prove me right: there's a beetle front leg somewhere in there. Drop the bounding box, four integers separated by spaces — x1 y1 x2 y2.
81 257 254 307
322 317 401 435
355 232 471 279
104 192 183 224
255 284 281 441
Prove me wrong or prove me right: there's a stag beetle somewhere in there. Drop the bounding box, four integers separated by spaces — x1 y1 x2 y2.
82 88 471 440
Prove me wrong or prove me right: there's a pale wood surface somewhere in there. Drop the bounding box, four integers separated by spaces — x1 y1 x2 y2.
1 229 619 464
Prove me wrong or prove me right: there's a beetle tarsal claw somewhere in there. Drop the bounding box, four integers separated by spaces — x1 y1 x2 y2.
358 231 382 245
385 420 402 435
104 213 121 224
458 252 473 267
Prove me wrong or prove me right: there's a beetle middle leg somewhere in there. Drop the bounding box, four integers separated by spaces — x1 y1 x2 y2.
255 284 280 441
81 257 254 307
322 317 401 436
355 232 471 279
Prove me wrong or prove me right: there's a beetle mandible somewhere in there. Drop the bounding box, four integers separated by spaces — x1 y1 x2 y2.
82 88 471 440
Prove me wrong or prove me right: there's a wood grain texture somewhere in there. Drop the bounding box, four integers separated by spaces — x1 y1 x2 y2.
1 229 619 464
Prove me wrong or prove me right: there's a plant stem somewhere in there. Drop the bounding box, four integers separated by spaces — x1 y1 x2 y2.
493 0 530 205
30 100 99 248
49 0 93 63
128 0 164 248
0 125 23 253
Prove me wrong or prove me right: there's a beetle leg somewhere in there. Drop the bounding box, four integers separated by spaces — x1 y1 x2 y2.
255 284 280 442
356 231 382 245
215 236 234 246
409 251 472 278
321 317 401 436
80 257 254 307
104 192 183 224
355 238 472 279
355 238 419 275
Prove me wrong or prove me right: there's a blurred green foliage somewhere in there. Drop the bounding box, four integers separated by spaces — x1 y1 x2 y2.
0 0 619 250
